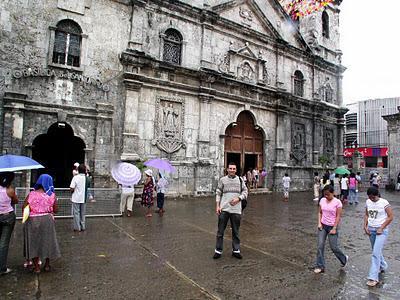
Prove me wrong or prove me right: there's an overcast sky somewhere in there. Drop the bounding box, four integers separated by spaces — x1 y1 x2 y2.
340 0 400 103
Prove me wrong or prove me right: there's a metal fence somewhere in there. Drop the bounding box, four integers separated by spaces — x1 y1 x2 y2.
14 188 122 219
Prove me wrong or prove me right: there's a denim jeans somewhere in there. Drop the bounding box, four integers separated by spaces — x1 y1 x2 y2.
316 224 347 269
0 212 16 272
215 211 241 253
368 227 388 281
348 188 357 204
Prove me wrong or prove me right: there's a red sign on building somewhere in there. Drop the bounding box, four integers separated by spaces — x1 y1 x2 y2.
343 147 388 158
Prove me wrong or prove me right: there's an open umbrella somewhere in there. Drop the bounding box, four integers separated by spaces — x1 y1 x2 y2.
334 166 350 175
144 158 176 173
111 162 141 186
0 154 44 172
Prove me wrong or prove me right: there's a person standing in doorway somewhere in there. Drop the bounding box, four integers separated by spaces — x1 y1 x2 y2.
72 162 79 177
364 187 394 287
282 173 291 202
213 162 248 259
314 185 348 274
252 168 259 189
246 169 252 190
0 172 18 275
70 164 87 232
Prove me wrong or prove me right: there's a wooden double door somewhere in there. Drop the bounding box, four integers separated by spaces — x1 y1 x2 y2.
224 111 263 176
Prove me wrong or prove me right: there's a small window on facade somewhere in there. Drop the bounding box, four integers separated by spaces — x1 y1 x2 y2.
163 29 183 65
322 11 329 39
52 20 82 67
293 70 304 97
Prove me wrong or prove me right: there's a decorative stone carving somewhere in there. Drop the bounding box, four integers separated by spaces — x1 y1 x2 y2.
324 128 334 156
291 123 306 162
239 7 253 26
154 96 185 153
238 61 254 82
318 77 334 103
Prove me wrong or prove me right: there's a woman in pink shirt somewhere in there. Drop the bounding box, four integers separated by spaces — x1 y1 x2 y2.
23 174 60 274
314 185 348 274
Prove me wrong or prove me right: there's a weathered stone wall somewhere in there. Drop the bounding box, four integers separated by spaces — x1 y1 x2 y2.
1 0 346 194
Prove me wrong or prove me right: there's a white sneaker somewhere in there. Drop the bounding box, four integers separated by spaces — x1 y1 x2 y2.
342 255 349 268
0 268 12 275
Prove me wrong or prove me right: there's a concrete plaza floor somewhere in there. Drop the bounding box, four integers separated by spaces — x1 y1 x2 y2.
1 190 399 299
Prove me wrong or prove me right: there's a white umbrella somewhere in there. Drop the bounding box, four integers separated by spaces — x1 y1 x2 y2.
111 162 141 186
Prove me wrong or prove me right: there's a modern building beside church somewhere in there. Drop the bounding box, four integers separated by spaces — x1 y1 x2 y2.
0 0 346 195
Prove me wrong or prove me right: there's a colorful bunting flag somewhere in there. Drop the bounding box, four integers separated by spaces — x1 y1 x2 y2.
279 0 334 20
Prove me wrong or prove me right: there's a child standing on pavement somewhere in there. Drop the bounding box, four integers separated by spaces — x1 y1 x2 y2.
282 173 291 202
314 185 348 274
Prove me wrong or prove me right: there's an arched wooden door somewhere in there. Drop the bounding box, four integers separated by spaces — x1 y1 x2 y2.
224 111 263 176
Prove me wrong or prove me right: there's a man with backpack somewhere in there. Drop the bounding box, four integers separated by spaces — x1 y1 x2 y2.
213 162 248 260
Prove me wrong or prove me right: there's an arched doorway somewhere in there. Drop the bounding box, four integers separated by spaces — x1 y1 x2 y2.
32 122 85 187
224 111 263 177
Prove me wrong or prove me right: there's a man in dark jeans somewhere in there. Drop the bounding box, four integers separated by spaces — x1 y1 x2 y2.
213 162 248 259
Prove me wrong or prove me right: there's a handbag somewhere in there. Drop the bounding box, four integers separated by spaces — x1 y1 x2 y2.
239 177 248 210
22 205 30 224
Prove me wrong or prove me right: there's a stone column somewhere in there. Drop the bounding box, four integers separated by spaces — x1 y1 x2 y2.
121 81 142 161
337 120 345 166
274 111 288 165
275 43 285 90
2 92 26 154
94 103 114 187
200 24 215 70
337 74 343 106
128 2 146 51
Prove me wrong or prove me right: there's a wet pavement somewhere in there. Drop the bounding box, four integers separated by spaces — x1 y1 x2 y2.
1 190 399 300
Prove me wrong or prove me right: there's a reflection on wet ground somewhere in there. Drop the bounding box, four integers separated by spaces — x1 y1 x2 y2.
1 190 399 299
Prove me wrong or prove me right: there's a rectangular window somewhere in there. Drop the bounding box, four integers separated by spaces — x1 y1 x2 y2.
365 157 377 168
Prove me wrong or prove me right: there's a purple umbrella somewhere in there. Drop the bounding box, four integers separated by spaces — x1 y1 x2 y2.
144 158 176 173
111 162 141 186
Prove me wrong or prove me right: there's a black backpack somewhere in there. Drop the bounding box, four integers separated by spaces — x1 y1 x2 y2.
239 177 247 210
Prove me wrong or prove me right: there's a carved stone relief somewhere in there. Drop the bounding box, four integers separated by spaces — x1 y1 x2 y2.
324 128 334 156
291 123 306 162
318 77 334 103
239 7 253 26
153 97 185 153
217 42 267 85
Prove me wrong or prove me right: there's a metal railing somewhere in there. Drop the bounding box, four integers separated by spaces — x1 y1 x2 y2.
14 188 122 219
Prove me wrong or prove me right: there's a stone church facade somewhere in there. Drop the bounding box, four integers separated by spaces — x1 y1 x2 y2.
0 0 346 194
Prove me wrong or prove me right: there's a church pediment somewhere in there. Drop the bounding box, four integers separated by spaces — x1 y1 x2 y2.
213 0 280 39
211 0 308 50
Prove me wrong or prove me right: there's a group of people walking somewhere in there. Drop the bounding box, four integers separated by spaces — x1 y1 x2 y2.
214 164 394 288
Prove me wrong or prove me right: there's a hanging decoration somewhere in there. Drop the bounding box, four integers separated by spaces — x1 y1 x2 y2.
279 0 334 20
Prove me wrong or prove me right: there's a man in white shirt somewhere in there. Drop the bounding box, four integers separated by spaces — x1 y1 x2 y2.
70 164 87 232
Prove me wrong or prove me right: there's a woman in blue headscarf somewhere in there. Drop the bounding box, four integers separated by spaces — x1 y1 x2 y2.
23 174 60 273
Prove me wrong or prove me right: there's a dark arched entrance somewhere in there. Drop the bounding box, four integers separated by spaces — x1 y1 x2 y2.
32 122 85 187
224 111 263 176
